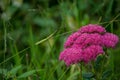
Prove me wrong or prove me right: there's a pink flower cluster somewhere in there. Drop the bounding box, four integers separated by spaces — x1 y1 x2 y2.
59 24 119 66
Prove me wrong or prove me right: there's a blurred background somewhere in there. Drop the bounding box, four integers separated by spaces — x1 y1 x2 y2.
0 0 120 80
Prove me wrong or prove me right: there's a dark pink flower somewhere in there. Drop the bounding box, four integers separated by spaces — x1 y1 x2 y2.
82 45 104 63
74 33 103 48
64 32 81 48
59 48 83 66
79 24 106 34
102 32 119 48
59 24 119 66
74 33 88 44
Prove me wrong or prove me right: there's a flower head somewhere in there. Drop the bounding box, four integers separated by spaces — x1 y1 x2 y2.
102 32 119 48
74 33 103 48
82 45 104 63
59 48 83 66
64 32 80 48
59 24 119 66
79 24 106 34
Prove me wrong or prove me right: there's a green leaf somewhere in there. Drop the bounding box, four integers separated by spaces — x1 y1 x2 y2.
33 17 57 27
35 30 57 45
17 70 36 78
83 72 94 79
9 65 22 75
67 71 80 80
0 68 7 75
94 55 104 71
102 69 112 80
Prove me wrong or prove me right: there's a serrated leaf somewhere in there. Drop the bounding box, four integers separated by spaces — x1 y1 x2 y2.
102 69 112 80
83 72 94 79
94 55 104 71
17 70 36 78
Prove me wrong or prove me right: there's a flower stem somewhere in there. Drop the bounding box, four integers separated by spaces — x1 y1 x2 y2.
80 63 83 80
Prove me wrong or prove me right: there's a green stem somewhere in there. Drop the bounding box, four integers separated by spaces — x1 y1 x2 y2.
80 63 83 80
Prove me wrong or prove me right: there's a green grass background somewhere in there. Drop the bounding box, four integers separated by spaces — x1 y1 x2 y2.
0 0 120 80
